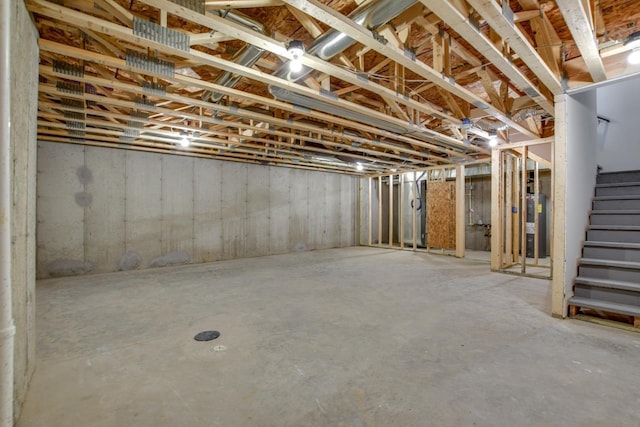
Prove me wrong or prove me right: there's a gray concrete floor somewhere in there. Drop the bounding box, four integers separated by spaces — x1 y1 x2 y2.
17 247 640 426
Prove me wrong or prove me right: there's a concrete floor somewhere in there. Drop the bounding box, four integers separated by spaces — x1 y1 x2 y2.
18 247 640 426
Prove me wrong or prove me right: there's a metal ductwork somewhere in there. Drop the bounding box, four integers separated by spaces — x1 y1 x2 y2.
267 0 476 155
475 117 509 132
202 10 267 103
275 0 418 81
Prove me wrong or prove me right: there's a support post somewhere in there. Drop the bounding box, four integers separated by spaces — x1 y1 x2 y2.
378 176 382 247
521 147 528 274
491 149 502 271
367 177 372 246
455 165 465 258
389 174 394 248
412 171 417 251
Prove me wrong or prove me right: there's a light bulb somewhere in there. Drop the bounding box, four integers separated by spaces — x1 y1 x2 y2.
290 59 303 73
628 48 640 65
489 138 498 147
180 137 190 147
356 163 364 171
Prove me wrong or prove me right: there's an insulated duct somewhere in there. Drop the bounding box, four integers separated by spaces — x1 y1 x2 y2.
202 10 267 103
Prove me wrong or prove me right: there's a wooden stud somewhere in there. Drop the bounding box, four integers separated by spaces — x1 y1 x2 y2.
389 174 394 248
413 171 417 251
505 154 513 266
400 173 405 250
368 177 372 246
534 161 540 265
490 148 502 271
521 147 528 274
455 165 465 258
378 176 383 248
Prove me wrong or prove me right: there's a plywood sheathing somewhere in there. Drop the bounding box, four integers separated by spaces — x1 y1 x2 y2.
427 180 456 250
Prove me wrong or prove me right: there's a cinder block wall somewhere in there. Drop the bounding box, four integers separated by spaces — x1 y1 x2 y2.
10 0 39 419
36 142 358 278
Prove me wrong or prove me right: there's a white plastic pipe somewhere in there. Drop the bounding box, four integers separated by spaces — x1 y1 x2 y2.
0 0 15 426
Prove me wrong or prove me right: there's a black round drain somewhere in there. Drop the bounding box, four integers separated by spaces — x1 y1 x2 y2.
194 330 220 341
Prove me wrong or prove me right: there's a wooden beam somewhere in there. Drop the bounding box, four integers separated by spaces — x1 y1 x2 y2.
455 165 465 258
28 2 474 160
466 0 563 95
556 0 607 82
204 0 283 9
282 0 540 138
477 69 505 112
490 148 502 271
422 0 554 116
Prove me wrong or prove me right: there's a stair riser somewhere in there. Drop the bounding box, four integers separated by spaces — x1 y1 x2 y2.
587 229 640 243
583 246 640 263
593 199 640 210
574 284 640 308
596 185 640 197
579 265 640 282
590 213 640 226
597 171 640 184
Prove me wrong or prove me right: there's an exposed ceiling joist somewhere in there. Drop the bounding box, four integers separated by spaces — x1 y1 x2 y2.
556 0 607 83
280 0 539 138
421 0 554 116
466 0 564 95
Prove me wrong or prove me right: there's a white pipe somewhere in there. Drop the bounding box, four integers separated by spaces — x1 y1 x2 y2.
0 0 15 425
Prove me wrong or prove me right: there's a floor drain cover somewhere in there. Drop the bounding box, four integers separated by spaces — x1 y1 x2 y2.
194 330 220 341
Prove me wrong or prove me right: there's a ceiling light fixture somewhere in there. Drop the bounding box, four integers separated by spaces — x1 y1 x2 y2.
179 131 191 147
488 131 498 148
625 31 640 64
287 40 305 73
356 162 364 171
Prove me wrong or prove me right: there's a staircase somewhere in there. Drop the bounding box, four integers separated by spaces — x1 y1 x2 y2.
569 170 640 328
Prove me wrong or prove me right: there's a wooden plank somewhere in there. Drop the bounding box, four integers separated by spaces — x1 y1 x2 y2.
30 1 472 158
490 148 501 271
521 147 528 274
505 155 513 265
556 0 607 82
466 0 563 95
421 0 554 115
413 171 417 251
534 161 540 264
455 165 465 258
477 69 505 112
281 0 540 138
551 94 567 317
368 177 372 246
378 176 383 247
427 180 456 250
400 173 405 249
389 174 394 248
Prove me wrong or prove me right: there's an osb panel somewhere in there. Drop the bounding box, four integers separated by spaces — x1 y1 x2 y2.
427 180 455 250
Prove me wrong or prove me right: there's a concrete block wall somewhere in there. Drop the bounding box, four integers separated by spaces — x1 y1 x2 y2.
36 142 358 278
10 0 39 420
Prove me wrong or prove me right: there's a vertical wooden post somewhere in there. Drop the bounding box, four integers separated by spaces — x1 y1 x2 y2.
521 148 528 274
456 165 465 258
491 149 502 271
368 177 372 246
512 156 520 265
389 174 394 248
400 173 405 249
534 161 540 265
378 176 382 247
413 171 417 251
551 95 568 317
505 155 513 266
